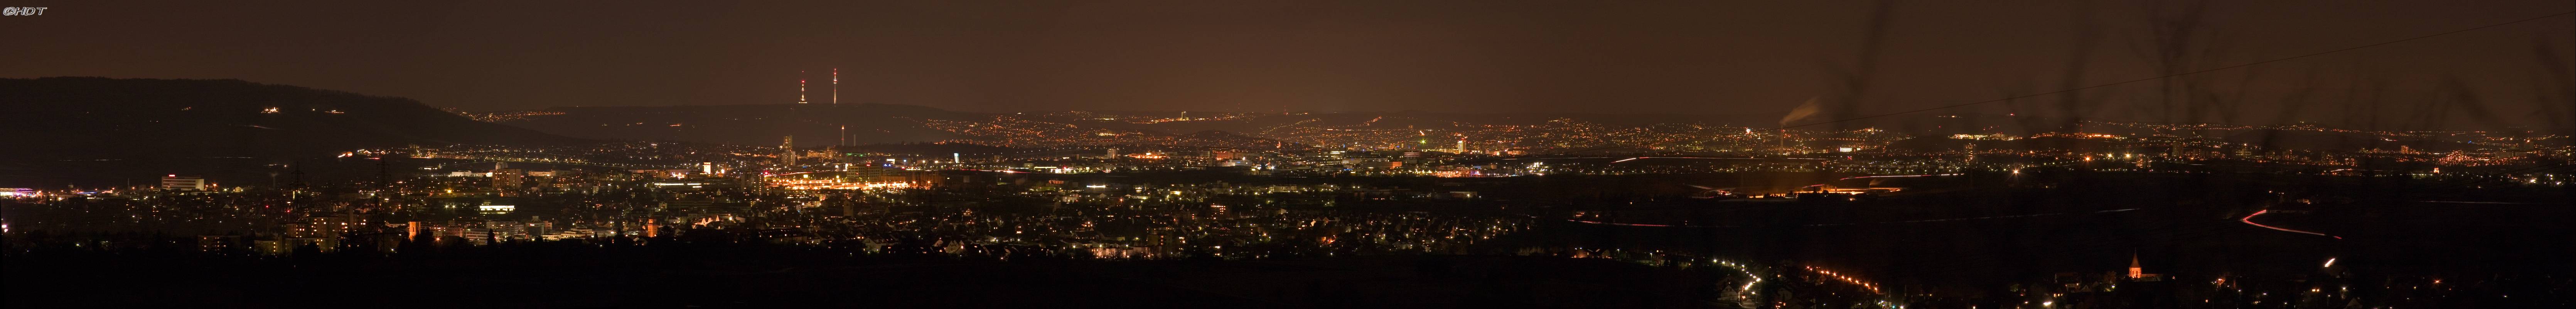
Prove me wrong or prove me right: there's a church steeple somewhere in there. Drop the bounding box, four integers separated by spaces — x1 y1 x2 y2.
2128 252 2145 279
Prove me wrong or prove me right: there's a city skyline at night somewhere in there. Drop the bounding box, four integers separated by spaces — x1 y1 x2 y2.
4 1 2571 308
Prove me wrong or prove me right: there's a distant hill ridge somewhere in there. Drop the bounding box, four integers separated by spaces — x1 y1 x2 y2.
0 77 588 160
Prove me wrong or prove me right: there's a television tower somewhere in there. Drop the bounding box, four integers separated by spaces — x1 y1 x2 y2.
797 70 809 104
830 68 839 106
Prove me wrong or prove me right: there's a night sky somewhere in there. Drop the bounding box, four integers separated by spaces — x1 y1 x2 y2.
8 0 2571 128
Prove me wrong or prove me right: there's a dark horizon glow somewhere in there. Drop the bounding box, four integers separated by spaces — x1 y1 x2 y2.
7 0 2573 129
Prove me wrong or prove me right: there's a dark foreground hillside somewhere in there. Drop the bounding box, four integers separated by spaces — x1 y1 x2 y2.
2 242 1716 309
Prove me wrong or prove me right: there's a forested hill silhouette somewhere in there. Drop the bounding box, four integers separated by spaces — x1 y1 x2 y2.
0 77 588 160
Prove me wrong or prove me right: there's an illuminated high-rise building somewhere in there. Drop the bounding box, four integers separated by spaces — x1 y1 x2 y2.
491 169 524 190
796 70 809 104
160 175 207 190
780 136 797 166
